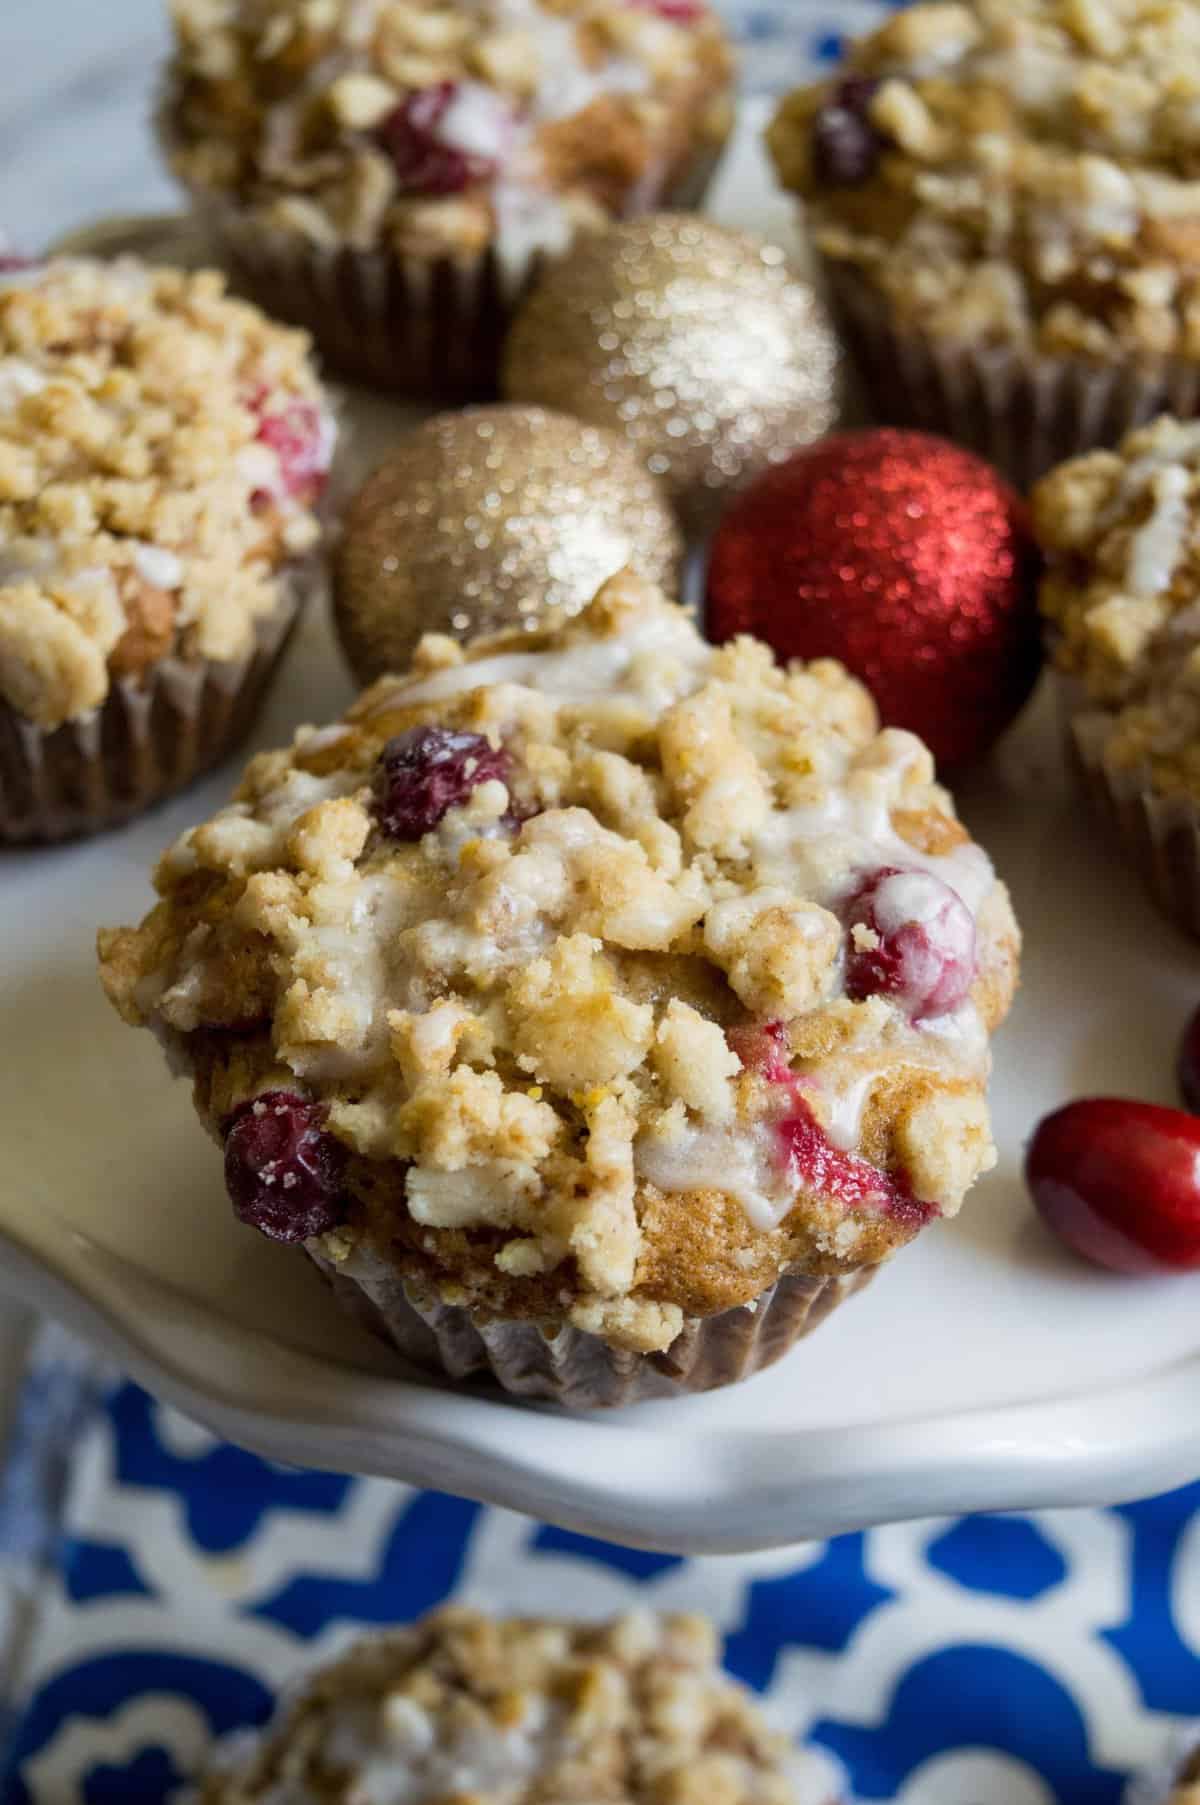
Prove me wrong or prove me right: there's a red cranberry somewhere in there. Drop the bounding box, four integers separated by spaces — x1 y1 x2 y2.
780 1098 934 1231
256 401 331 503
843 867 975 1020
1027 1099 1200 1275
1179 1005 1200 1113
811 76 884 187
373 726 510 841
224 1091 346 1244
380 84 497 196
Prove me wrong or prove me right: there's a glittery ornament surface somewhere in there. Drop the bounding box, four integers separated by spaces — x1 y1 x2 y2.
707 429 1044 769
501 214 839 537
334 405 683 685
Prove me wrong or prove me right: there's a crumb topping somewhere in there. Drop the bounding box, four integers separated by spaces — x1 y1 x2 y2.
163 0 734 263
767 0 1200 361
196 1609 812 1805
1035 414 1200 801
99 572 1018 1351
0 257 333 729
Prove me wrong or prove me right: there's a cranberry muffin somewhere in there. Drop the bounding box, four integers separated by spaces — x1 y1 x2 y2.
196 1609 829 1805
160 0 735 399
0 255 334 841
1035 415 1200 937
768 0 1200 487
99 571 1019 1407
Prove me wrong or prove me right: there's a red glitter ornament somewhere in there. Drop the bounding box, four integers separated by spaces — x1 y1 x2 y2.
707 428 1043 767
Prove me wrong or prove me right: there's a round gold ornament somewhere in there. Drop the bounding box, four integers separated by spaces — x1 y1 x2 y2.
334 405 685 685
502 215 841 537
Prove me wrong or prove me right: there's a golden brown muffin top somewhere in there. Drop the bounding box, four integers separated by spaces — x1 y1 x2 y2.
1035 414 1200 802
768 0 1200 361
0 256 332 728
163 0 734 260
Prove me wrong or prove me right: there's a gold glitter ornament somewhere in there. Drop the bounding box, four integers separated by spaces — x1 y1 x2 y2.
501 214 840 537
333 405 684 684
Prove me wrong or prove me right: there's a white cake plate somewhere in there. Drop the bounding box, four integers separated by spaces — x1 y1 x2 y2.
3 119 1200 1556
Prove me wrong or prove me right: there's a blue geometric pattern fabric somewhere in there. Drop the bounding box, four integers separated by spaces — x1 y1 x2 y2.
2 1367 1198 1805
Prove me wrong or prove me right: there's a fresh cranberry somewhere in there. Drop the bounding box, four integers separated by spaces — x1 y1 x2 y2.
780 1097 935 1231
811 75 884 188
380 83 496 196
1027 1099 1200 1274
223 1091 346 1244
256 401 330 503
843 866 975 1021
1180 1005 1200 1113
373 726 510 841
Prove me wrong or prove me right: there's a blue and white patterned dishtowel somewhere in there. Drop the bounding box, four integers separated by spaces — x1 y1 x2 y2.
0 1324 1198 1805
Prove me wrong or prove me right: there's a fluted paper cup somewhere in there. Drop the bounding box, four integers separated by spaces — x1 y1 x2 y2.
0 564 315 845
823 262 1200 491
309 1241 876 1410
170 141 727 404
1060 684 1200 941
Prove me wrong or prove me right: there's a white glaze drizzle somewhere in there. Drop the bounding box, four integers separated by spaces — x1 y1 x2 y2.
1126 464 1192 596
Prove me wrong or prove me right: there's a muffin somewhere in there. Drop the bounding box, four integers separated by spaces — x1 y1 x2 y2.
768 0 1200 489
0 255 334 843
160 0 735 401
1034 414 1200 937
195 1609 829 1805
98 570 1019 1409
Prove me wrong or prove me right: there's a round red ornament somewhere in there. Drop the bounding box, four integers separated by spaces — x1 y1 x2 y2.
706 428 1043 767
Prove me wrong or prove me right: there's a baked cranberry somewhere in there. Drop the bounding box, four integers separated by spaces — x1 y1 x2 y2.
728 1021 792 1084
729 1023 933 1230
780 1097 934 1231
1027 1098 1200 1275
373 726 510 841
1179 1005 1200 1113
843 866 976 1021
256 400 331 502
224 1091 346 1244
628 0 704 19
380 83 497 196
811 76 884 187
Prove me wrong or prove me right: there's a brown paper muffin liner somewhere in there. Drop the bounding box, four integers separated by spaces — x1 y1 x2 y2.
1056 676 1200 941
171 141 726 404
0 566 313 845
822 262 1200 491
309 1244 877 1410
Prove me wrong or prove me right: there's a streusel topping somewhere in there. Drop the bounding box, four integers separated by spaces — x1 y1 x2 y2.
768 0 1200 360
164 0 734 264
197 1609 814 1805
1035 414 1200 801
99 572 1018 1353
0 257 334 729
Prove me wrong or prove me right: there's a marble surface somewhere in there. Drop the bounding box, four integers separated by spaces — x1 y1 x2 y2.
0 0 176 252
